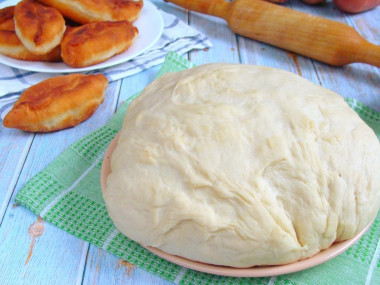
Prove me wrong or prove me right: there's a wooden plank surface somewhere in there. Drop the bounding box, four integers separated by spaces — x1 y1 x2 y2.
0 0 379 284
289 0 380 110
0 81 121 284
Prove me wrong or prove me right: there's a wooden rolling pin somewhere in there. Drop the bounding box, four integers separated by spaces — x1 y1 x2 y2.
165 0 380 67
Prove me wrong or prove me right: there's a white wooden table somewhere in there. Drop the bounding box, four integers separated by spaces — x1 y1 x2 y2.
0 0 379 284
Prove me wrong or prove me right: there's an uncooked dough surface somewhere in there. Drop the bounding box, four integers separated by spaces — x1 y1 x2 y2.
104 64 380 267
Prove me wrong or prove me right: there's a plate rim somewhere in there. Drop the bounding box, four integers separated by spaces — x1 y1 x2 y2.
0 0 163 73
101 132 374 277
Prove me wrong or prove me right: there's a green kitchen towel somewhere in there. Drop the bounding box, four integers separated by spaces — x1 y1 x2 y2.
16 52 380 285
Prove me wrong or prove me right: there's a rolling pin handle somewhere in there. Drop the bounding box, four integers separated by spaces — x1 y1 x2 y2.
165 0 230 19
356 42 380 68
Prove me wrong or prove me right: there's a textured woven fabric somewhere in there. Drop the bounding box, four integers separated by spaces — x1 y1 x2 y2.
16 52 380 285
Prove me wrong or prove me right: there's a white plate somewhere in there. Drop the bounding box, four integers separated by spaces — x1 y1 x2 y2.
0 0 163 73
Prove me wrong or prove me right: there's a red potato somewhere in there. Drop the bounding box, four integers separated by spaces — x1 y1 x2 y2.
301 0 325 4
266 0 326 4
333 0 380 13
267 0 380 12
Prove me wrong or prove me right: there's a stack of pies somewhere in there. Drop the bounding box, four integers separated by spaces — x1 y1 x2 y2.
0 0 142 67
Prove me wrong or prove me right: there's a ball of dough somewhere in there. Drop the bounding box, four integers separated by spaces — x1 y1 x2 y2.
104 64 380 267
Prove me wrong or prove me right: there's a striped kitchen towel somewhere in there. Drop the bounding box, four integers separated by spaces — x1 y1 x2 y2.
0 9 212 120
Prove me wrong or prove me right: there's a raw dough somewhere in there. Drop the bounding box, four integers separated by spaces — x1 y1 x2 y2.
104 64 380 267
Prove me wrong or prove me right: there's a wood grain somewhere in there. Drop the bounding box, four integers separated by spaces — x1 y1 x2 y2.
188 8 240 64
167 0 380 66
0 80 121 284
0 0 379 284
291 0 380 111
0 129 33 223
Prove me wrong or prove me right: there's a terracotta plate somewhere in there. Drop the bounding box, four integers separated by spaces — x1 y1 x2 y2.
101 133 373 277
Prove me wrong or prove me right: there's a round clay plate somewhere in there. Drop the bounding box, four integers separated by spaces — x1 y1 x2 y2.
101 133 374 277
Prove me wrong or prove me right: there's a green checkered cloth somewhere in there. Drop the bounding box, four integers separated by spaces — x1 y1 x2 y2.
16 52 380 285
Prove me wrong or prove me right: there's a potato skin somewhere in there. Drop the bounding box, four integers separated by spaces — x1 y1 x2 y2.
301 0 325 5
267 0 380 12
333 0 380 13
